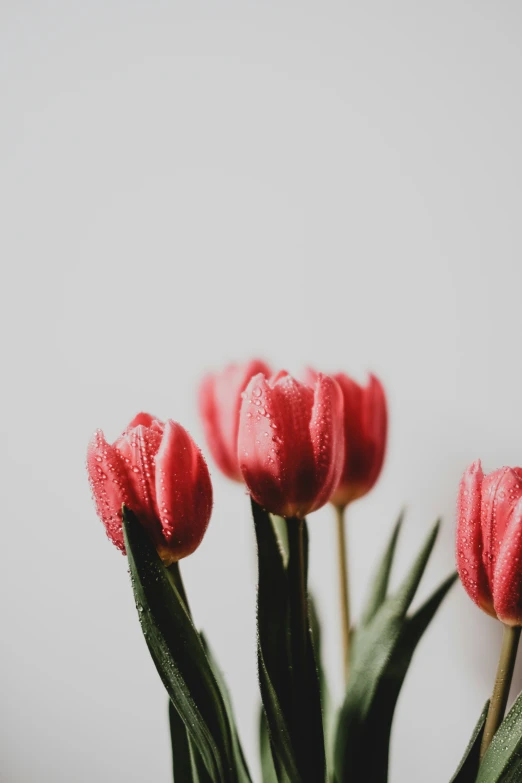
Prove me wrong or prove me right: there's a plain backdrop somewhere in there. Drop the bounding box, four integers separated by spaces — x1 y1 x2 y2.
2 1 522 781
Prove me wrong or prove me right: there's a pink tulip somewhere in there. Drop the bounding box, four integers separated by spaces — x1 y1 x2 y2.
238 371 345 518
456 460 522 625
87 413 212 565
199 359 271 481
307 370 387 507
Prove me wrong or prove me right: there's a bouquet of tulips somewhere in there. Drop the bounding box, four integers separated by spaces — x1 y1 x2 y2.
87 361 522 783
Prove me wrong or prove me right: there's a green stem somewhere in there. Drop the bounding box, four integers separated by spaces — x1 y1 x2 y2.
335 504 351 684
480 624 521 759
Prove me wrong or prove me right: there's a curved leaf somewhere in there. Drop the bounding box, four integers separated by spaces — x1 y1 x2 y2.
334 521 444 782
200 633 252 783
122 507 235 783
258 646 303 783
449 702 488 783
169 700 213 782
359 511 404 628
309 593 333 772
252 500 326 782
477 691 522 782
499 758 522 782
285 517 326 783
169 700 194 781
357 572 457 782
259 708 279 783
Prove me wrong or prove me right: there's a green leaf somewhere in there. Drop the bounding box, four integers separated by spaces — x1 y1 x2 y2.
259 708 279 783
252 501 292 712
449 702 489 783
359 511 404 628
200 633 252 783
252 501 326 783
122 507 235 783
477 691 522 782
334 521 443 783
393 520 441 616
169 700 194 781
309 594 334 776
258 647 303 782
252 499 300 781
285 517 326 783
169 700 213 782
499 758 522 782
357 572 458 782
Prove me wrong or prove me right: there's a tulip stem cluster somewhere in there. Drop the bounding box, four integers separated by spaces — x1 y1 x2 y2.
335 504 351 684
480 624 521 759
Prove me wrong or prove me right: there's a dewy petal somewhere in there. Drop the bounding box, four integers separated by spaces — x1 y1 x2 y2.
270 369 290 383
124 412 164 434
493 495 522 624
308 374 345 513
456 460 495 616
86 429 138 552
155 420 213 564
481 467 521 585
238 373 289 515
113 424 162 521
269 374 315 516
239 372 336 517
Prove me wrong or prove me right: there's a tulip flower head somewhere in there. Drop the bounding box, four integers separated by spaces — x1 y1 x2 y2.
456 460 522 625
307 370 387 508
199 359 271 482
87 413 212 565
238 371 345 518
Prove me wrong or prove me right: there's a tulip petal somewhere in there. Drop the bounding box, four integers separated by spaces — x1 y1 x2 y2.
493 490 522 625
238 373 290 516
199 360 270 482
87 429 138 552
240 372 343 518
113 425 163 521
456 460 494 616
125 412 164 432
308 374 345 513
270 374 316 516
481 467 522 588
361 374 387 490
199 372 239 481
155 420 213 564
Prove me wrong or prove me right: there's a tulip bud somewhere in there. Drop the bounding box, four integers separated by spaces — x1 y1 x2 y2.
307 370 387 507
238 371 344 518
198 359 271 482
456 459 522 625
87 413 213 565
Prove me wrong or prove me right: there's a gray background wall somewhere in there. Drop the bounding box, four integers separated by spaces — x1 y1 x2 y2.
2 1 522 781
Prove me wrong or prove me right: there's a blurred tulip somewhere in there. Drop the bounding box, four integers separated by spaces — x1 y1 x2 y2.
87 413 212 565
307 370 387 507
238 371 344 518
198 359 271 481
457 459 522 625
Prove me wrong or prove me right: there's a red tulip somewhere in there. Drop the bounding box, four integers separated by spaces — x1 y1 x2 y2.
307 370 387 507
238 371 344 518
199 359 271 482
87 413 212 565
456 460 522 625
